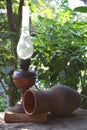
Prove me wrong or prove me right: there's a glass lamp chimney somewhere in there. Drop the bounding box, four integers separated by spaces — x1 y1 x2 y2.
17 6 33 60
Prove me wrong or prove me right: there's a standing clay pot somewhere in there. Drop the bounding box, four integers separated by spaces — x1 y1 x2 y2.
23 85 81 116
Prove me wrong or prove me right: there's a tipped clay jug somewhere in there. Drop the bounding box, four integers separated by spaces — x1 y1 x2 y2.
23 85 81 116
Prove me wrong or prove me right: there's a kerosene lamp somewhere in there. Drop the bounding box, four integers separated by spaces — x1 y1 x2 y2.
12 6 36 113
4 5 47 123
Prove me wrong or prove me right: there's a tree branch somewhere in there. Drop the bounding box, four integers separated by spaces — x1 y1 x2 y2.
6 0 15 32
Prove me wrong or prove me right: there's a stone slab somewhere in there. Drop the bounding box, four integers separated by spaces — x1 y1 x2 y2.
0 108 87 130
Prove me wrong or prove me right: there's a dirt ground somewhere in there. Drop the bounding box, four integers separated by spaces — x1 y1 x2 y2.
0 108 87 130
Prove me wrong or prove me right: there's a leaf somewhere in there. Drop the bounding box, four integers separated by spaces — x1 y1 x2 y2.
1 66 14 75
70 30 80 37
73 6 87 13
30 4 36 13
25 0 31 6
41 9 52 18
59 70 66 80
39 54 47 66
38 0 45 6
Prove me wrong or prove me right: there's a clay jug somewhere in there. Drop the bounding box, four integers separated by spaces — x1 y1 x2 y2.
23 85 81 116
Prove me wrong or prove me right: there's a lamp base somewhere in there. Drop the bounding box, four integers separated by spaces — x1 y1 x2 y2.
12 69 36 92
11 58 36 114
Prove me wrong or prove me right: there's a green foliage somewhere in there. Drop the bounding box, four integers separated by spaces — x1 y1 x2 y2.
30 2 87 91
0 95 7 112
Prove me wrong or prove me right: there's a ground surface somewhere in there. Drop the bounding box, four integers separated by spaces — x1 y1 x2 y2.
0 108 87 130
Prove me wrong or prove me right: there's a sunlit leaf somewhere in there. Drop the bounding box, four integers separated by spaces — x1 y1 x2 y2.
30 4 36 12
38 0 45 6
41 9 52 18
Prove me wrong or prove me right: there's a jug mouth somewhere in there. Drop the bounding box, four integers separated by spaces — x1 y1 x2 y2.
23 90 36 115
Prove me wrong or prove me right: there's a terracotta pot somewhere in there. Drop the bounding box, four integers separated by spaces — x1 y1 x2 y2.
23 85 81 116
